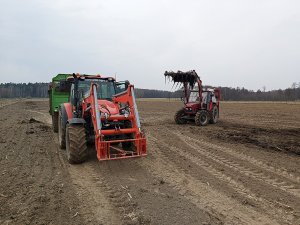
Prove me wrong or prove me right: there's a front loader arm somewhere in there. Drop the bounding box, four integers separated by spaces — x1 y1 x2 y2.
85 83 146 160
113 84 142 137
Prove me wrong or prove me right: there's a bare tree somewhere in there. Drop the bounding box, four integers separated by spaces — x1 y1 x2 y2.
291 82 297 89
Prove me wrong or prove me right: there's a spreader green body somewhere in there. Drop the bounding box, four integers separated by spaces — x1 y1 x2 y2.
48 74 72 132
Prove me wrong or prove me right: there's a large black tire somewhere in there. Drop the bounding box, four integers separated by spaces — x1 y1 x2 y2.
195 110 209 126
52 112 58 133
65 124 88 164
58 110 66 149
209 105 219 124
174 109 187 124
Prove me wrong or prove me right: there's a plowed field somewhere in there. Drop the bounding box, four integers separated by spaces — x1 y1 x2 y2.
0 99 299 225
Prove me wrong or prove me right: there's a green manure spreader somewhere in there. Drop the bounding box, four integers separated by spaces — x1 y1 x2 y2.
48 74 72 132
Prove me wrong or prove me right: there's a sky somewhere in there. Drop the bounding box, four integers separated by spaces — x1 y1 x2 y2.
0 0 299 91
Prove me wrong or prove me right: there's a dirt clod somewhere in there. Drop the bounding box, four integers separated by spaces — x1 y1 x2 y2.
29 118 40 123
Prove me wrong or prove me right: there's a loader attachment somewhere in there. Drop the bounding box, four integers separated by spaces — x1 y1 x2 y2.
88 83 147 161
164 70 199 88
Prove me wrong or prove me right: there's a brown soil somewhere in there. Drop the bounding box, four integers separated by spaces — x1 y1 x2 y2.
0 99 299 225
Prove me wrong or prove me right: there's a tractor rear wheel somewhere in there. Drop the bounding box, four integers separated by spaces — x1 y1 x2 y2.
195 110 209 126
209 105 219 124
52 112 58 133
174 109 187 124
65 124 88 164
58 110 66 149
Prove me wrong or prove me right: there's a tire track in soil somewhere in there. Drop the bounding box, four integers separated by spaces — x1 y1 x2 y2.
63 150 219 225
9 99 299 225
140 100 300 224
64 163 124 225
149 122 300 224
150 131 299 225
23 101 126 225
169 127 300 206
35 100 223 225
142 134 279 225
53 132 124 224
149 120 300 224
88 158 217 225
178 130 300 183
0 99 20 109
0 101 84 225
87 160 152 225
171 130 300 198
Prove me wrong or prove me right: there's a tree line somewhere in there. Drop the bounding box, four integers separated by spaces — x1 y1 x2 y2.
0 83 49 98
0 82 299 101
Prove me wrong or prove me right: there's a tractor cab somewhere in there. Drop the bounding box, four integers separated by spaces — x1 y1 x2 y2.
79 79 116 100
188 85 200 103
67 75 129 101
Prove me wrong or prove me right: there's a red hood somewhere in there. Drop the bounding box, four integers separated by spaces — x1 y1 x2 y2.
98 100 119 115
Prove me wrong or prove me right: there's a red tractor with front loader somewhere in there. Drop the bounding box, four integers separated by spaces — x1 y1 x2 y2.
164 70 221 126
57 73 147 164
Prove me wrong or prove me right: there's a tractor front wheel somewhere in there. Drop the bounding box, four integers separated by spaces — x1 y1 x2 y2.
195 110 209 126
209 105 219 124
174 109 187 124
65 124 88 164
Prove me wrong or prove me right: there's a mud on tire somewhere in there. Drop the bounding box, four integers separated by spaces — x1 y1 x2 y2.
195 110 209 126
209 105 219 124
65 124 88 164
174 108 187 124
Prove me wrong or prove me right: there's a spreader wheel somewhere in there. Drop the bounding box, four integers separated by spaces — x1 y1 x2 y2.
209 105 219 124
174 109 187 124
58 110 66 149
195 110 209 126
52 112 58 133
66 124 88 164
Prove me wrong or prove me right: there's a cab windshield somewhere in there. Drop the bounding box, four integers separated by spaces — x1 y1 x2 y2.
78 79 116 100
189 91 199 102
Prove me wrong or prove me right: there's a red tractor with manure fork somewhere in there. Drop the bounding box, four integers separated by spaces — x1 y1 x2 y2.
164 70 221 126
